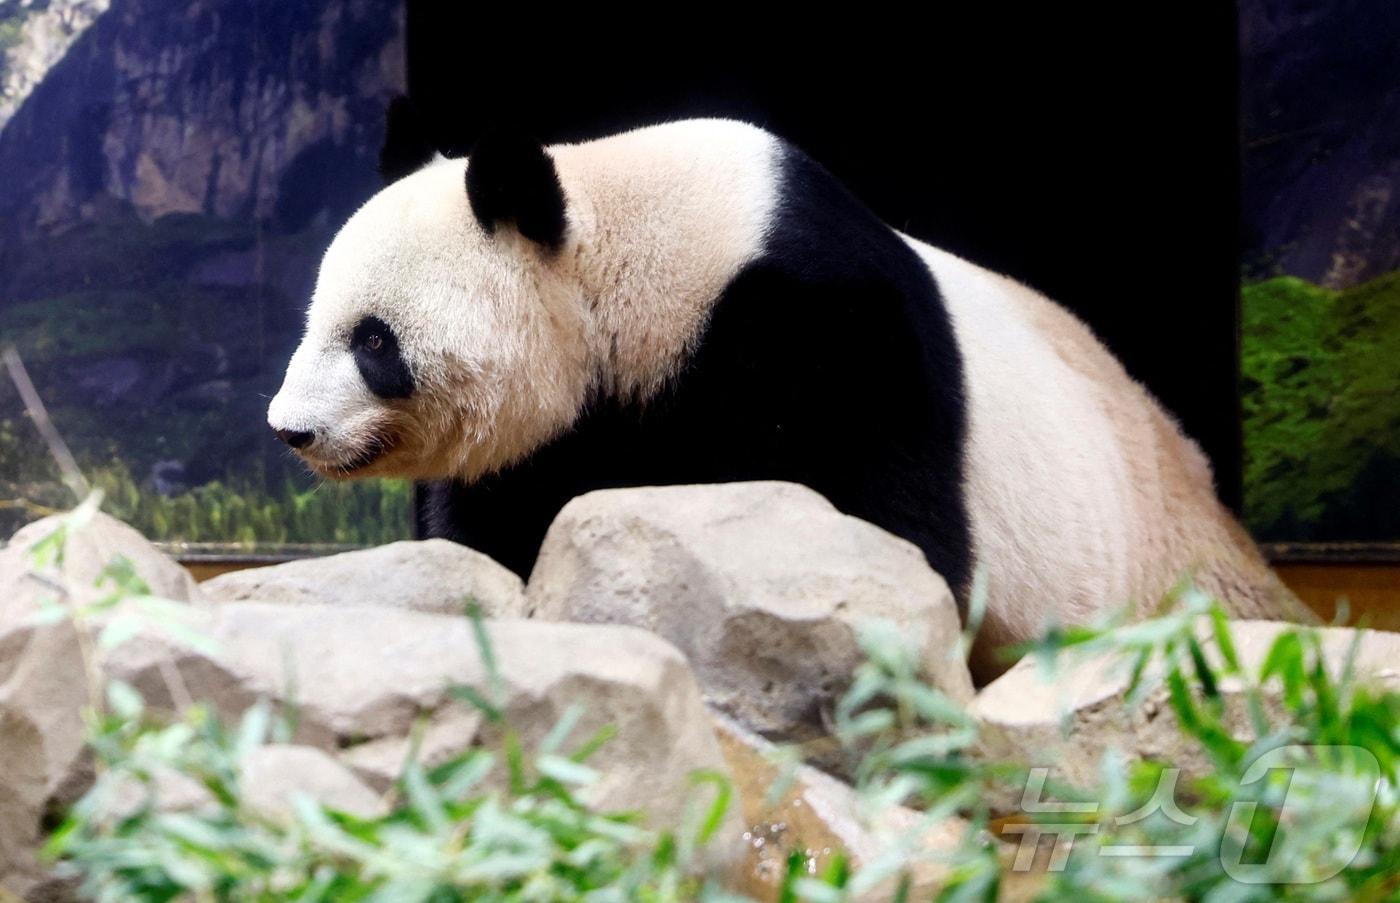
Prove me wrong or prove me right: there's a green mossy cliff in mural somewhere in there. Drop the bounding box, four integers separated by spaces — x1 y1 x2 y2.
1242 272 1400 542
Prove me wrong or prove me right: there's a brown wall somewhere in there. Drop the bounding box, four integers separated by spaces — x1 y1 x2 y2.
1278 563 1400 631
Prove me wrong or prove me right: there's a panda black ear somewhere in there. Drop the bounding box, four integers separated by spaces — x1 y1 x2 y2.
378 96 438 185
465 131 567 251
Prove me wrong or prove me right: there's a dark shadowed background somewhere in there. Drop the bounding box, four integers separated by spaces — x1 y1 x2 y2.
405 5 1246 511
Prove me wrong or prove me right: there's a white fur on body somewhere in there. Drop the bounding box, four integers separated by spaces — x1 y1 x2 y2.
914 244 1137 646
269 118 1306 665
909 243 1306 670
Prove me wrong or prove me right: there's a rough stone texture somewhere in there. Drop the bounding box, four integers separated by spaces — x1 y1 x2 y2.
0 705 48 898
85 602 739 846
199 539 525 618
971 620 1400 800
527 482 974 743
241 746 387 822
5 510 201 609
2 598 745 889
341 710 484 792
0 508 743 889
0 0 109 132
713 713 966 902
0 0 405 235
97 744 386 824
0 510 201 894
205 607 736 834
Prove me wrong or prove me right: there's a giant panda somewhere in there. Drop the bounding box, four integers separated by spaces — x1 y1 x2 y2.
267 103 1313 678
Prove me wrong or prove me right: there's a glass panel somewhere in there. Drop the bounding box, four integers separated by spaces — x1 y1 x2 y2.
1239 3 1400 547
0 0 410 552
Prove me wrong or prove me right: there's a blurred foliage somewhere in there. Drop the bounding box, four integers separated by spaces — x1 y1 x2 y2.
1241 271 1400 541
1019 593 1400 900
55 692 737 902
824 586 1400 901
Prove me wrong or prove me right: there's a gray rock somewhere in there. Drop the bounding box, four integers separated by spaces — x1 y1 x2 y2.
340 709 484 792
1 508 743 887
241 745 387 822
527 482 974 742
0 705 48 897
96 744 386 824
97 602 741 843
0 510 200 893
0 0 405 235
199 539 525 618
970 620 1400 801
3 510 201 613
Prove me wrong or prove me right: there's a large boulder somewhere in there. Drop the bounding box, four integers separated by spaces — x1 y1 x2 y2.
2 509 201 613
1 509 745 891
527 482 973 743
970 621 1400 798
98 603 743 846
199 539 525 617
0 510 201 894
4 601 745 890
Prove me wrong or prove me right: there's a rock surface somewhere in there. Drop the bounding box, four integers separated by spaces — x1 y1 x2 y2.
98 744 386 824
527 482 973 743
0 0 109 133
970 620 1400 799
0 0 405 236
4 509 201 610
0 510 202 893
712 713 968 902
83 602 742 844
241 745 388 822
199 539 526 617
0 511 742 893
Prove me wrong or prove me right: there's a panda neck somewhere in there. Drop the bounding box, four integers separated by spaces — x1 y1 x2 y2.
553 122 781 401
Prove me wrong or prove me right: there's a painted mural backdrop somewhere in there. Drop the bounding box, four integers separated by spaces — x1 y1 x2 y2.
0 0 411 546
1240 0 1400 544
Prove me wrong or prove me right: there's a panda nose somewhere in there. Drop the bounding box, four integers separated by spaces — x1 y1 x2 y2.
274 428 315 449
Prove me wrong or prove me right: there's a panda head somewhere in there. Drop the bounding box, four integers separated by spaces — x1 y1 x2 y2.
267 106 593 482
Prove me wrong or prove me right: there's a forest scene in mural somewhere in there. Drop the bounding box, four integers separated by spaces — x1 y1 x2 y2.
1240 0 1400 544
0 0 411 546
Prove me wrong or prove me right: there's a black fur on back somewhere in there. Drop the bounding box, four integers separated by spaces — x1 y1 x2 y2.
419 142 974 604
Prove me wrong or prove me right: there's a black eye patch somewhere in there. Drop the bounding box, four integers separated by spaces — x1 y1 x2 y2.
351 315 415 399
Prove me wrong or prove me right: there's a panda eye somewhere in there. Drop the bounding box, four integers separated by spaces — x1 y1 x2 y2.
349 315 414 399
